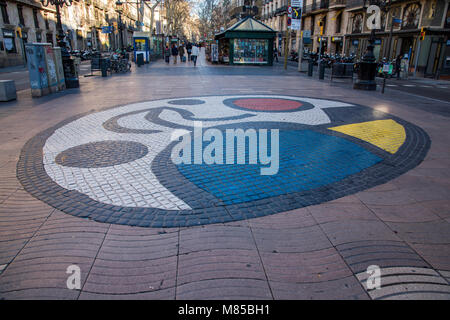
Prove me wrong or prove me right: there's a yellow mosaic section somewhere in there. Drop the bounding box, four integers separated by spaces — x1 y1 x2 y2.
329 119 406 154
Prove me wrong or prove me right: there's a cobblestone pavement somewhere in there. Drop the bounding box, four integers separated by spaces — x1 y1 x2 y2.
0 51 449 299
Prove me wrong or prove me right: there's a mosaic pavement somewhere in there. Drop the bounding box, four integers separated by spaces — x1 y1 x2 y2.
17 95 430 228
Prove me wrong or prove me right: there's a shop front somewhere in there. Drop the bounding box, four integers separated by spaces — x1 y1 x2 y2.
215 17 276 66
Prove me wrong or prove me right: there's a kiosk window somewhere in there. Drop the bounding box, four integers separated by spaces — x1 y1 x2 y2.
233 39 269 64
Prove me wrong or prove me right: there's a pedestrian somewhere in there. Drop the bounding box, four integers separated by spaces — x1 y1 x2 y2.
179 45 185 62
172 44 178 64
164 45 171 64
186 42 192 61
191 44 199 67
273 47 279 62
395 54 402 80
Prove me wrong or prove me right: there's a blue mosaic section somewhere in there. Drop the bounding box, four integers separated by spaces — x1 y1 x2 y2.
177 130 382 205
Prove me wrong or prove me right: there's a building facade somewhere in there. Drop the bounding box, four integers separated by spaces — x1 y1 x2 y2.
261 0 450 77
0 0 163 68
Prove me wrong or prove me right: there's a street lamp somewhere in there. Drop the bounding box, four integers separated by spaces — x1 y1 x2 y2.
40 0 79 88
116 1 125 49
353 0 391 91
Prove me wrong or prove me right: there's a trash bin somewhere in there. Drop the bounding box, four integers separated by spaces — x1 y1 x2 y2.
100 58 109 77
319 62 325 80
308 60 313 77
136 53 144 67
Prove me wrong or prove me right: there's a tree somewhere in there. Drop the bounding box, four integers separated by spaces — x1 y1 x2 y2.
164 0 191 36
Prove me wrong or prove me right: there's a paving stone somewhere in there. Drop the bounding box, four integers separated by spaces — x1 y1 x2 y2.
270 276 369 300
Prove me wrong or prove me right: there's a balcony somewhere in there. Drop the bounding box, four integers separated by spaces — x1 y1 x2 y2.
346 0 365 10
275 5 287 16
304 0 329 14
329 0 346 9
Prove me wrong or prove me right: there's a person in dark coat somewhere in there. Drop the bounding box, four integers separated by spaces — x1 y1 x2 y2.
179 45 185 62
395 54 403 79
171 44 178 64
164 45 171 63
186 42 192 61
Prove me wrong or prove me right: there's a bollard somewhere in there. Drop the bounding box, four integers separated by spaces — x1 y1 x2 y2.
308 60 313 77
101 58 108 77
319 62 325 80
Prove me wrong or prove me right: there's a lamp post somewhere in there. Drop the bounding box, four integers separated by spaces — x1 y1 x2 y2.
353 0 391 91
116 2 124 49
40 0 79 88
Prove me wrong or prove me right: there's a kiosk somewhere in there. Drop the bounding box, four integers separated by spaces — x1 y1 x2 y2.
133 32 151 63
214 17 276 66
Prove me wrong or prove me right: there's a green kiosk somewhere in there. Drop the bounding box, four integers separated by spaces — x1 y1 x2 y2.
214 17 276 66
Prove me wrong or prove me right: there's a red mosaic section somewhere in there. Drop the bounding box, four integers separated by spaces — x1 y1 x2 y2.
233 98 303 111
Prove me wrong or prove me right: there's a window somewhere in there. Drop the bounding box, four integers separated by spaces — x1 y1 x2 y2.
1 1 9 24
36 32 42 42
352 13 363 33
44 14 49 29
17 5 25 26
2 29 16 53
311 15 315 35
335 12 342 33
46 33 53 45
33 9 39 29
402 3 421 29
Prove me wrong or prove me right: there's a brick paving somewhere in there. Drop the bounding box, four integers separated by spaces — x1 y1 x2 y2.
0 51 449 299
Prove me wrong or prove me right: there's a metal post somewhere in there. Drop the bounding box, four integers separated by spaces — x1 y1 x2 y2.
382 15 394 94
413 37 421 77
297 31 304 71
284 28 289 70
119 12 124 49
318 36 322 78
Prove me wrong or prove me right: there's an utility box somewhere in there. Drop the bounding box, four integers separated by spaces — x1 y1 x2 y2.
52 47 66 91
43 46 59 93
25 43 51 97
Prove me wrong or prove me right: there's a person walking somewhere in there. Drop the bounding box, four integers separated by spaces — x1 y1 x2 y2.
171 44 178 64
164 45 171 64
395 54 402 80
186 42 192 62
191 44 199 67
179 45 185 63
273 47 279 63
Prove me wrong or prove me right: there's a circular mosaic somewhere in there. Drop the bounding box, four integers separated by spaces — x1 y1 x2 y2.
17 95 430 228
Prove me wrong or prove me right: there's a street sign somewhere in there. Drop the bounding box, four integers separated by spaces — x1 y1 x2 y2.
287 17 292 27
101 26 113 34
291 19 301 30
292 8 301 19
302 30 311 38
287 6 293 14
291 0 303 7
